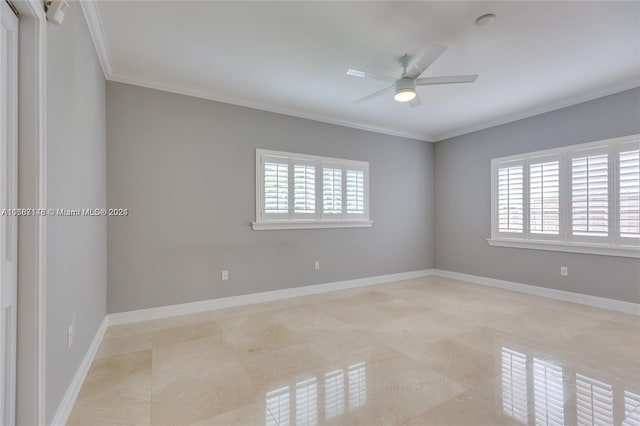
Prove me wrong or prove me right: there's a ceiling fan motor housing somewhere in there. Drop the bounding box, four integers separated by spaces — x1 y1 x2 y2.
395 78 416 92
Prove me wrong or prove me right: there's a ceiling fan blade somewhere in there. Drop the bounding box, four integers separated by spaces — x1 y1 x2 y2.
416 75 478 86
346 68 395 83
409 96 422 108
406 45 447 79
353 86 393 104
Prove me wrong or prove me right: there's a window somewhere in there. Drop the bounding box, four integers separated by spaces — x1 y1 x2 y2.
533 359 565 426
254 150 371 230
322 167 342 216
324 370 345 419
501 348 528 423
294 162 315 217
576 374 613 425
530 159 560 235
266 386 290 426
348 362 366 409
497 163 524 233
264 160 289 217
295 378 318 426
346 170 365 216
571 149 608 237
620 147 640 238
490 135 640 258
623 391 640 426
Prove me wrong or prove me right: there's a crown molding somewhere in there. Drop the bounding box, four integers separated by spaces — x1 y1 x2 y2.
108 72 433 142
431 79 640 142
78 0 113 78
77 0 433 143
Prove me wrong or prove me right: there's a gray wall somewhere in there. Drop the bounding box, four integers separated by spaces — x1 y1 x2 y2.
45 4 107 423
106 82 434 313
434 88 640 303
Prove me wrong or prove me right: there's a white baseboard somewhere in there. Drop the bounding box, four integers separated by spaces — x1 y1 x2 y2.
50 317 108 426
108 268 639 326
433 269 640 315
107 269 435 326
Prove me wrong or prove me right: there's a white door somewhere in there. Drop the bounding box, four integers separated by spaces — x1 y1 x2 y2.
0 1 18 424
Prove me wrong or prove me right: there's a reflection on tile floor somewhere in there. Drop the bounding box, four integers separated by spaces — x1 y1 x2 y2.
67 276 640 425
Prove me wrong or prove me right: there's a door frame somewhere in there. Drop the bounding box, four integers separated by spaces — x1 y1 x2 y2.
12 1 46 424
1 1 18 423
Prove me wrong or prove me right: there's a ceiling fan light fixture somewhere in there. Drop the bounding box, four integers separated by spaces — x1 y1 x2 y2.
394 89 416 102
394 78 417 102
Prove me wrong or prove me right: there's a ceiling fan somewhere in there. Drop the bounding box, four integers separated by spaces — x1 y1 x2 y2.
346 45 478 107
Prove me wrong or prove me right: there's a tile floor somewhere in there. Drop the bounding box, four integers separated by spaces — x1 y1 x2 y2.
67 276 640 426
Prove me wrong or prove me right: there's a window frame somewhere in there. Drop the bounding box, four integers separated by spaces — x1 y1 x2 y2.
489 134 640 258
253 149 372 230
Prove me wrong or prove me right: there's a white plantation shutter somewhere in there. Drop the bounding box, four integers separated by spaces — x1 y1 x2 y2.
263 159 289 218
502 348 528 423
348 362 366 409
498 164 524 233
255 150 370 229
490 136 639 257
266 386 290 426
619 148 640 238
572 152 608 237
294 162 316 216
533 359 565 426
346 169 365 216
623 391 640 426
530 160 560 234
576 374 613 426
322 167 342 216
295 378 318 426
324 370 345 419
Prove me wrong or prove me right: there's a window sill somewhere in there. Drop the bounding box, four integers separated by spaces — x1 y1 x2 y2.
487 238 640 258
252 220 373 231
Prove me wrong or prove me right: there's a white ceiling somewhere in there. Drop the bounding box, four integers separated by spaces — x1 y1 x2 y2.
92 1 640 142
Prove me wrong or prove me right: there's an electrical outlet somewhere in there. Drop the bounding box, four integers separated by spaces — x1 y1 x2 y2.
560 266 568 276
68 313 76 347
68 324 74 347
221 270 229 281
314 261 320 271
